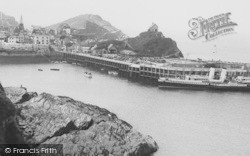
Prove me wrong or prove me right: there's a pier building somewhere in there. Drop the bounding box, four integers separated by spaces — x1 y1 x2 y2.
60 51 250 83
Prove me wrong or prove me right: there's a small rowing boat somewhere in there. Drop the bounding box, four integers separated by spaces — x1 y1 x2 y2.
50 68 60 71
84 72 92 78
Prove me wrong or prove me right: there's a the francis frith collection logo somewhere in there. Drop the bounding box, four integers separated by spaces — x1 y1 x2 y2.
188 12 237 41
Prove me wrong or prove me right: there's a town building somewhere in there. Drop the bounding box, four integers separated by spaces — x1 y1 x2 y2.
108 44 117 53
148 23 158 32
8 35 19 43
57 23 71 35
33 34 50 45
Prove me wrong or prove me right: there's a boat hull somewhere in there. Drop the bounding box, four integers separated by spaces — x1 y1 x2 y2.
209 84 250 92
158 81 208 90
158 81 250 92
50 68 60 71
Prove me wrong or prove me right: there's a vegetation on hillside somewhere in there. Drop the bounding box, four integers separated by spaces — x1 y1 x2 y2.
94 29 183 58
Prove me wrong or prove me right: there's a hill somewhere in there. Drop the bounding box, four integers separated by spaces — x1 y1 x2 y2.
0 11 18 28
47 14 127 41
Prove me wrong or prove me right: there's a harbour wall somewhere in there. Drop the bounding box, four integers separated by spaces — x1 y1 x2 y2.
60 52 249 85
0 51 63 64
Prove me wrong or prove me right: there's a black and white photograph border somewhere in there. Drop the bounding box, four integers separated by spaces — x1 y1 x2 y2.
0 0 250 156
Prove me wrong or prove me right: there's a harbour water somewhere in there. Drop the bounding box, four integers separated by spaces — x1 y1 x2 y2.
1 63 250 156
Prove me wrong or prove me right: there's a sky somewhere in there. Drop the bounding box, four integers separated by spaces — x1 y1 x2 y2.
1 0 250 62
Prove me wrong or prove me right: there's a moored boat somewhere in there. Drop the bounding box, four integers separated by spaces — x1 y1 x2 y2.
50 68 60 71
236 76 250 84
108 71 118 76
158 77 209 90
84 72 92 78
158 68 250 92
38 69 43 71
209 82 250 91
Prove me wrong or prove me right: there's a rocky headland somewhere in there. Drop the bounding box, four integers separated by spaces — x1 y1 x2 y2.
0 83 158 156
93 23 183 58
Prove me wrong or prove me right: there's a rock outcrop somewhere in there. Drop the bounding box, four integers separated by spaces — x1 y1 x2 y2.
0 84 25 155
94 23 183 58
127 30 183 58
3 86 158 156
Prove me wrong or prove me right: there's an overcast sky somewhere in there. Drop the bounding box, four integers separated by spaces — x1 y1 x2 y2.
1 0 250 62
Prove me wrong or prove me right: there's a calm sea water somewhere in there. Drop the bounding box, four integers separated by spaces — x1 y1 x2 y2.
1 63 250 156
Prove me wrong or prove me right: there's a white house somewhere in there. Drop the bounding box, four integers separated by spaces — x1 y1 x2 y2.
33 34 50 45
8 36 19 43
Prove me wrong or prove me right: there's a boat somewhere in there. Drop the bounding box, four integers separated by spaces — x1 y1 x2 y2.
50 68 60 71
158 77 209 90
236 76 250 84
77 63 82 66
158 68 250 91
38 69 43 71
108 71 118 76
101 68 105 71
84 72 92 78
209 82 250 91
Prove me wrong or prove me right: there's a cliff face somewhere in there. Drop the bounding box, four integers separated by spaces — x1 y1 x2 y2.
0 11 18 28
47 14 127 41
2 86 158 156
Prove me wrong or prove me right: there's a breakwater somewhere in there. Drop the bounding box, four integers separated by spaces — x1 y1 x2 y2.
61 52 250 85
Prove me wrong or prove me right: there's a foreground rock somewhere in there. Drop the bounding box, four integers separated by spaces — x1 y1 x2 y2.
0 84 25 154
3 86 158 156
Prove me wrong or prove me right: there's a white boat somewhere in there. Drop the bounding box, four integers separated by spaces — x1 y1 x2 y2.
108 71 118 76
236 76 250 84
158 68 250 91
84 72 92 78
158 77 209 89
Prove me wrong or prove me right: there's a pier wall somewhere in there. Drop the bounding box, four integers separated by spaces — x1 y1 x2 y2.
60 52 249 84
